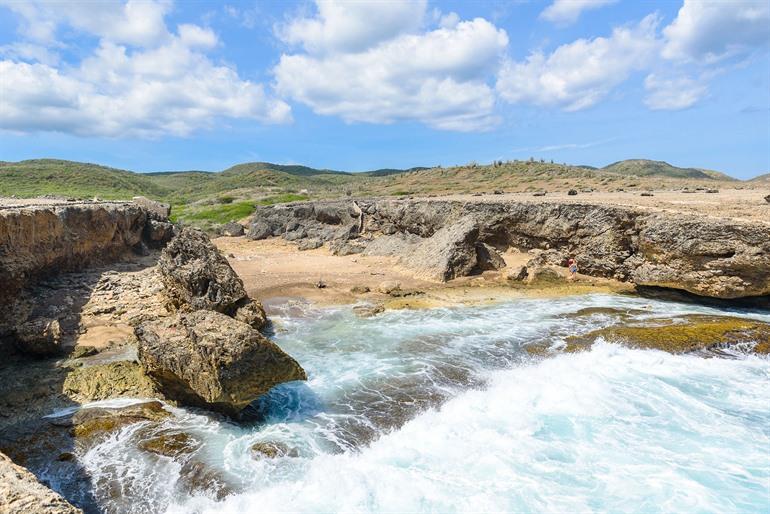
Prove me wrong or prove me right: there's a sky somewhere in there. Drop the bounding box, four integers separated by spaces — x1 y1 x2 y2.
0 0 768 179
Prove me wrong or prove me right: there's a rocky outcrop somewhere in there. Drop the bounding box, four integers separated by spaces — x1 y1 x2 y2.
0 451 82 514
158 227 266 329
136 310 306 417
247 199 770 300
0 200 174 340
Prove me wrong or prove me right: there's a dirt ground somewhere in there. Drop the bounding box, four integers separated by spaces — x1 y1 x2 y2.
435 188 770 223
215 237 631 311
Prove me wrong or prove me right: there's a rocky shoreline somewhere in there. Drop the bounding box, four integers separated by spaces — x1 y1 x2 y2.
0 195 769 512
246 198 770 301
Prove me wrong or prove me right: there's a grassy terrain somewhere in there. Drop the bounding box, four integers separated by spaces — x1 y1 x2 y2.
1 157 762 231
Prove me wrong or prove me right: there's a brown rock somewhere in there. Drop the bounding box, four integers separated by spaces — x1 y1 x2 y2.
14 317 62 356
0 451 82 514
250 441 299 459
62 361 159 403
138 432 199 458
158 227 267 328
504 265 528 282
136 311 306 417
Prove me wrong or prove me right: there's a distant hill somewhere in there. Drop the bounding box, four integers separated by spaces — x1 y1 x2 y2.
601 159 734 180
221 162 351 177
363 167 430 177
0 159 168 199
749 173 770 184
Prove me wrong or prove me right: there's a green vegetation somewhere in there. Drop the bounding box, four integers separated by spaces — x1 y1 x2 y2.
600 159 730 180
256 193 309 205
175 201 258 224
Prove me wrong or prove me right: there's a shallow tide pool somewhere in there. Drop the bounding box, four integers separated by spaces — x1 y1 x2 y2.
59 294 770 513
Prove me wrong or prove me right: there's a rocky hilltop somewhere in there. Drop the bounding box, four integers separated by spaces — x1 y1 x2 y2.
247 198 770 300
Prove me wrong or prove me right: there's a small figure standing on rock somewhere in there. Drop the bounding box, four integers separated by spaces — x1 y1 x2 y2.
567 258 578 281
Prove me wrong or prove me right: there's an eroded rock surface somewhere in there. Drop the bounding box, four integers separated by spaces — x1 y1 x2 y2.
136 310 306 417
247 199 770 299
158 227 267 329
0 451 82 514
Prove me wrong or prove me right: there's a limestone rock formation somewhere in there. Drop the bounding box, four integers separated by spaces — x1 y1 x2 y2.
0 201 173 339
247 199 770 299
62 361 160 402
158 227 266 328
0 451 82 514
136 310 306 417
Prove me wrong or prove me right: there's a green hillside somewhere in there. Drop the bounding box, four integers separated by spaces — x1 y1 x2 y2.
221 162 350 177
601 159 725 180
749 173 770 184
0 159 168 199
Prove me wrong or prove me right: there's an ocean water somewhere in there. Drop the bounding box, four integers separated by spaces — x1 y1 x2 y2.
62 295 769 513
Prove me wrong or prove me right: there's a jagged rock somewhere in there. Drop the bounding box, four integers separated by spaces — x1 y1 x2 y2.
136 311 306 417
247 221 272 240
14 317 62 356
567 189 578 196
178 459 234 500
221 222 245 237
298 238 323 251
138 432 199 458
247 199 770 299
62 361 159 402
158 227 266 328
250 441 298 459
132 196 170 221
144 220 175 246
0 451 83 514
765 194 770 204
48 401 170 443
475 243 506 272
504 266 528 282
232 298 268 330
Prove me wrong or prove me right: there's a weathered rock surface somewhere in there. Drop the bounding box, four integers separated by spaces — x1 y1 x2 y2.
0 451 82 514
564 315 770 354
247 199 770 299
136 310 306 417
62 361 160 403
221 222 245 237
158 227 267 328
0 201 173 338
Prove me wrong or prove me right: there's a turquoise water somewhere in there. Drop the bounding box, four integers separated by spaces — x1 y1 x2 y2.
73 295 770 513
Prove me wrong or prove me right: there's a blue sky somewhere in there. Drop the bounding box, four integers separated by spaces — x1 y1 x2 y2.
0 0 768 179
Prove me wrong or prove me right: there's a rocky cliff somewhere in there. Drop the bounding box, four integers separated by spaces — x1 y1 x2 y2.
246 198 770 300
0 199 173 340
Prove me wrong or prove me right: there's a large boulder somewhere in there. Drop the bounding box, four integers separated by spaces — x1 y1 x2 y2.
14 317 62 356
132 196 171 221
136 311 306 417
158 228 266 328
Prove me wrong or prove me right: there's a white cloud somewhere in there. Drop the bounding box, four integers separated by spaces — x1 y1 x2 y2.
178 24 218 49
274 1 508 131
643 73 707 110
0 2 291 138
662 0 770 62
497 15 660 111
540 0 617 25
278 0 428 55
0 0 173 47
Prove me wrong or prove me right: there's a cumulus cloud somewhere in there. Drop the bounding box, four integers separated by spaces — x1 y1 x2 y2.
274 0 508 131
497 15 660 111
278 0 428 55
540 0 617 26
0 0 173 47
0 1 290 138
662 0 770 63
643 73 707 110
